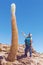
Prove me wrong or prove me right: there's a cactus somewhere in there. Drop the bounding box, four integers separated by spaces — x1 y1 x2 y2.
7 3 18 61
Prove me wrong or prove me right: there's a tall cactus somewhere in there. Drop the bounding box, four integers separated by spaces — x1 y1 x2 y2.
7 3 18 61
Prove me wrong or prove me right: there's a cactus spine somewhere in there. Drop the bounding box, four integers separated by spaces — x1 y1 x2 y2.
7 3 18 61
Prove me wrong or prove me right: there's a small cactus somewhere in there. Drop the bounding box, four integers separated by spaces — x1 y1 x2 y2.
7 3 18 61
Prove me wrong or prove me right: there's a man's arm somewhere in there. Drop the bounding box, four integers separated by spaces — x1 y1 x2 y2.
30 37 32 47
22 32 27 38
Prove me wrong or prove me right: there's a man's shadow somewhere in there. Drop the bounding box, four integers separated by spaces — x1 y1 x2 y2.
17 54 26 60
0 56 3 59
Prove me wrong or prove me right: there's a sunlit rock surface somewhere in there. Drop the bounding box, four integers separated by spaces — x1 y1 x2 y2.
0 43 43 65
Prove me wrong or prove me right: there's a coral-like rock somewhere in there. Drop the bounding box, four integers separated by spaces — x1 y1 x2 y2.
0 44 43 65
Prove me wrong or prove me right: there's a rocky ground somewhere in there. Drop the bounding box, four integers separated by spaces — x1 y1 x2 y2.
0 43 43 65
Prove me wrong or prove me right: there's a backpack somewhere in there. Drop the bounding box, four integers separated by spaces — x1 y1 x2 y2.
25 37 31 46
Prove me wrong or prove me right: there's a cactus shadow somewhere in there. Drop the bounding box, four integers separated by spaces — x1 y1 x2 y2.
17 54 26 60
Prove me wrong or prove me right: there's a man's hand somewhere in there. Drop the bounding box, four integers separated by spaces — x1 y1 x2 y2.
22 32 26 38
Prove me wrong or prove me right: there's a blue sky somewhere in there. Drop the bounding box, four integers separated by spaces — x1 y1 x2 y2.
0 0 43 53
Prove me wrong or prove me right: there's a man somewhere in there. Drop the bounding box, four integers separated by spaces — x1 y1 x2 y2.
25 33 32 57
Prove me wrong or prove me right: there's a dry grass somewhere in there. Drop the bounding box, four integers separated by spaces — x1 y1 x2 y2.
6 62 12 65
0 48 2 52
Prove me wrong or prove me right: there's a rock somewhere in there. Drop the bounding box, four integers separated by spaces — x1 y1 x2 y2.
0 43 43 65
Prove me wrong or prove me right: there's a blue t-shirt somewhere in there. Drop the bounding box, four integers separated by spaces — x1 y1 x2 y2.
25 37 31 46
